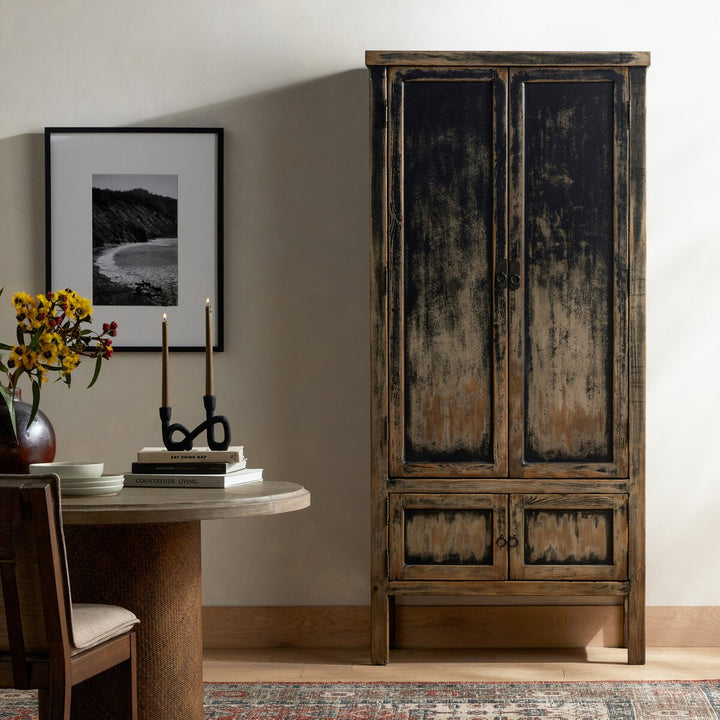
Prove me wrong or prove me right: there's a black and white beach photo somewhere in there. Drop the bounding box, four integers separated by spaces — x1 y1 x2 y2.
92 174 179 306
47 128 222 348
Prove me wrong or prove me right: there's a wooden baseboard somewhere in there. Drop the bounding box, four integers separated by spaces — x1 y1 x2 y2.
202 605 720 649
203 606 370 649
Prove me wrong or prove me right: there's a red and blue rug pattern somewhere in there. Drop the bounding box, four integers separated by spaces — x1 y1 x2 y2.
3 681 720 719
203 681 720 719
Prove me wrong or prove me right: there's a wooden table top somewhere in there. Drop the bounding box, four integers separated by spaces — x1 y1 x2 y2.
61 480 310 525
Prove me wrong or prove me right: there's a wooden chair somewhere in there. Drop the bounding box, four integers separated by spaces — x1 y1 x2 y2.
0 474 139 719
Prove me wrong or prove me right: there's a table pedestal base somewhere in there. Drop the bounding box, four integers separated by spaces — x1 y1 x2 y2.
65 521 203 720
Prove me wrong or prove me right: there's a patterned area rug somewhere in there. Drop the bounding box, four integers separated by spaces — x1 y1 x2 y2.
2 681 720 719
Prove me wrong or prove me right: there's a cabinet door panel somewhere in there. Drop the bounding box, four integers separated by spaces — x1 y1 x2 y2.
509 494 628 580
388 68 508 477
389 493 508 580
508 69 629 478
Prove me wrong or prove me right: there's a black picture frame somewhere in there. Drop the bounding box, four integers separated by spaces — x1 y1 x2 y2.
45 127 224 351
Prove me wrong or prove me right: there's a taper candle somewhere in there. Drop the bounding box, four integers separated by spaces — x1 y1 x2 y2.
162 313 169 407
205 299 214 396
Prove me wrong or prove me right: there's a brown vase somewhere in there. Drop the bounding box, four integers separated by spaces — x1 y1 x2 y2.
0 389 56 473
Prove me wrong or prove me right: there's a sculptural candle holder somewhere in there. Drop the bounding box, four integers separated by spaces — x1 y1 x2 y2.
160 395 231 451
160 302 229 451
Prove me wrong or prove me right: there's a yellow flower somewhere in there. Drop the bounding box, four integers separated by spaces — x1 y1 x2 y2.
38 331 62 364
22 349 39 373
34 293 53 324
36 294 52 311
61 350 80 376
12 292 39 330
6 347 22 370
60 289 92 321
12 291 34 309
75 295 93 321
8 344 40 373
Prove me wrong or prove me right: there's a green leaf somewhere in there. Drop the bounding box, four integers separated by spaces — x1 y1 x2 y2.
27 324 46 350
87 353 103 389
16 323 24 346
0 342 13 351
27 380 41 428
0 384 18 441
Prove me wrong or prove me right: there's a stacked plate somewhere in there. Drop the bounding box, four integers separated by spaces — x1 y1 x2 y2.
29 462 124 496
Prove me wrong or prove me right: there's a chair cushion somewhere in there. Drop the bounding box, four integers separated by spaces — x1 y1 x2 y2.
70 603 139 653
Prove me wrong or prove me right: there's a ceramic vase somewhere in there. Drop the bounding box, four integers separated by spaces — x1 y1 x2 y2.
0 389 56 473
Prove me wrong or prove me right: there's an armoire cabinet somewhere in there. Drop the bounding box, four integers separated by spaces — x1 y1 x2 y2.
366 51 649 665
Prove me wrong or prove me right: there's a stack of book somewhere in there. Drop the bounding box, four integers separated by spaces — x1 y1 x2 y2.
123 446 263 488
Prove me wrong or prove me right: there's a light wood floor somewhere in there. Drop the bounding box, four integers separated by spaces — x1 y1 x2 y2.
203 647 720 682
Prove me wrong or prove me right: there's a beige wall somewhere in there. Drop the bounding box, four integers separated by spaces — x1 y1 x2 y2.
1 0 718 607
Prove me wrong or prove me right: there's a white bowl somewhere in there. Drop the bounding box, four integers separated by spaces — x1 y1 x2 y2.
29 461 104 479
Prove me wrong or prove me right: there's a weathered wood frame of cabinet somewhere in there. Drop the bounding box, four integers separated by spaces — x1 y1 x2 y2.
367 51 649 665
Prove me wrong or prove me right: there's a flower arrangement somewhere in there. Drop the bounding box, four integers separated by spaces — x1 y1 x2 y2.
0 287 118 438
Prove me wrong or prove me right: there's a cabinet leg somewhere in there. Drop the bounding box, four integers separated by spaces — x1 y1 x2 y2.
389 595 397 649
626 589 646 664
623 596 629 648
371 589 390 665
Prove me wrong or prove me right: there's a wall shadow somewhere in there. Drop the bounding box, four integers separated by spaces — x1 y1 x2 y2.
0 133 46 306
159 71 371 604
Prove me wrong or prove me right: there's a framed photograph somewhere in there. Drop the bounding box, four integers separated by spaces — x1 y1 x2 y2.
45 127 224 351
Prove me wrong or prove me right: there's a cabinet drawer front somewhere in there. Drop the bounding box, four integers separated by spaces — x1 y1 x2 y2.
509 494 628 580
388 67 508 478
389 494 508 580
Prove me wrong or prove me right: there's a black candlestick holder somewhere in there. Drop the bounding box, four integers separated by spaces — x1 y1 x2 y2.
160 395 231 451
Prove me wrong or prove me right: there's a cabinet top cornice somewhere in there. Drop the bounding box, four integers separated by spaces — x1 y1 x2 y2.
365 51 651 67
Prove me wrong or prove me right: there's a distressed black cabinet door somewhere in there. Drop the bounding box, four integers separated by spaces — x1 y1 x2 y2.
508 69 629 478
508 494 628 580
389 493 509 581
388 68 508 477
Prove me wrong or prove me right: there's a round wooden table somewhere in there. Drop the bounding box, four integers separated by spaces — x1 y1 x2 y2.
62 482 310 720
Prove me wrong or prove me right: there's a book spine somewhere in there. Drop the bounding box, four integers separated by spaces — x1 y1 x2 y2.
136 450 242 463
131 461 243 474
124 474 233 488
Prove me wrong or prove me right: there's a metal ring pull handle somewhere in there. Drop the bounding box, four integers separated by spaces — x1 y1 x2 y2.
507 534 519 548
496 535 507 548
508 260 521 291
496 259 508 289
496 259 520 290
